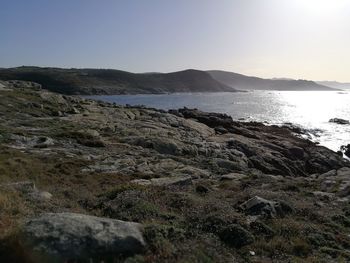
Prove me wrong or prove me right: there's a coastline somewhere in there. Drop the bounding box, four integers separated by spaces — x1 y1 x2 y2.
85 90 350 155
1 83 350 262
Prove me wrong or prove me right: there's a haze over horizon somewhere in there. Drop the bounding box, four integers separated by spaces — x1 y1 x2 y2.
1 0 350 82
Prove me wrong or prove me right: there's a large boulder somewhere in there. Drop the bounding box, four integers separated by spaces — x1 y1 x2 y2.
21 213 145 262
240 196 294 218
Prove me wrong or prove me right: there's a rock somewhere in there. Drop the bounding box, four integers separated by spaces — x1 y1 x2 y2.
130 179 152 186
34 137 55 148
10 135 55 149
80 129 100 138
131 176 192 187
128 137 184 156
68 107 80 114
174 166 210 179
1 181 52 201
318 169 337 179
240 196 276 217
76 130 105 147
29 191 53 201
240 196 293 218
178 108 234 129
6 80 42 90
51 110 63 117
329 118 350 125
341 144 350 158
3 181 36 193
0 81 7 90
21 213 145 261
39 91 67 104
181 118 215 138
214 126 228 134
214 158 240 171
218 224 254 248
318 168 350 196
312 191 335 201
220 173 248 181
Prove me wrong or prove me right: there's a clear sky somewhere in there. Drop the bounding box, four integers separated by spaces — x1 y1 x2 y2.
1 0 349 81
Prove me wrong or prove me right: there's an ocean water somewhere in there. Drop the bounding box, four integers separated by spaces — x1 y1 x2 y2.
86 91 350 152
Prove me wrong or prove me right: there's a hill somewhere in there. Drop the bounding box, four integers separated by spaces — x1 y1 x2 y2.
208 70 338 91
317 81 350 90
0 67 236 95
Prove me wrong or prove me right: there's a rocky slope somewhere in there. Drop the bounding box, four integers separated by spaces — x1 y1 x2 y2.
0 81 350 262
208 70 338 91
0 67 236 95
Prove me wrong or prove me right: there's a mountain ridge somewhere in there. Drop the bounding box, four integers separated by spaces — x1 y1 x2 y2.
317 81 350 90
0 66 340 95
0 67 236 95
208 70 338 91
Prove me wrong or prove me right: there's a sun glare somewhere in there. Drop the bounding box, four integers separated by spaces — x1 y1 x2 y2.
294 0 348 14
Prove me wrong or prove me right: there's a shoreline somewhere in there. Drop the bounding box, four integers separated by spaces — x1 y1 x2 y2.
84 93 349 157
1 83 350 262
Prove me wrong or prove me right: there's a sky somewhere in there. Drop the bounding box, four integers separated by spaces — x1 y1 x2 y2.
1 0 349 81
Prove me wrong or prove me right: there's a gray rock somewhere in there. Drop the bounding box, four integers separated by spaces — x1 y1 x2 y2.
1 181 52 201
329 118 350 125
220 173 248 181
130 137 183 155
29 191 53 201
318 168 350 196
312 191 335 200
131 176 192 187
21 213 145 261
68 107 80 114
34 137 55 148
318 169 337 179
215 158 240 171
174 166 210 179
3 181 36 193
10 135 55 149
6 80 42 90
240 196 293 218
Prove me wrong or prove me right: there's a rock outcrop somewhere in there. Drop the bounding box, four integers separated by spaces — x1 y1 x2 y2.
21 213 145 262
329 118 350 125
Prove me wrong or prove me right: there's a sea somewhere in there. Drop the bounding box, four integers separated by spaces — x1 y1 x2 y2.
86 90 350 153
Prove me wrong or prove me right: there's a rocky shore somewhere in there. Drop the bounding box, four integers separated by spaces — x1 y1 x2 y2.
0 81 350 262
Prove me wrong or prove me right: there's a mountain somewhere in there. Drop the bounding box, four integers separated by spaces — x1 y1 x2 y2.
317 81 350 90
0 67 237 95
208 70 338 91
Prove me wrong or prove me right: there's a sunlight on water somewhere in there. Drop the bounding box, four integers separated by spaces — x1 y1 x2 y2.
87 91 350 152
